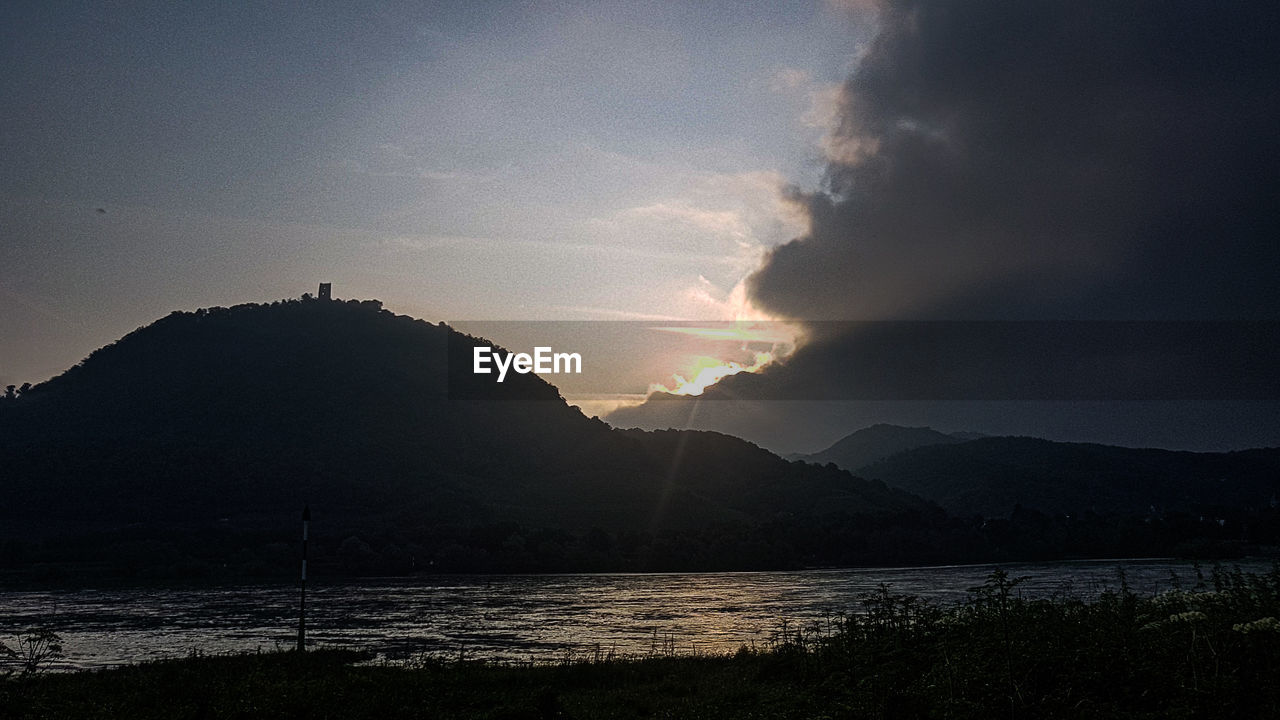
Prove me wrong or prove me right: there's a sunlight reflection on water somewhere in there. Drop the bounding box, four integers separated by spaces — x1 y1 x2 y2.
3 558 1272 670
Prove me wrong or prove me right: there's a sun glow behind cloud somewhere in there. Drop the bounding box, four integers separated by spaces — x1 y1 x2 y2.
648 350 777 396
644 319 799 397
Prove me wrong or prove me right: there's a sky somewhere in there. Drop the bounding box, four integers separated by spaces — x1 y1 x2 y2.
3 1 1279 453
613 0 1280 452
1 0 864 385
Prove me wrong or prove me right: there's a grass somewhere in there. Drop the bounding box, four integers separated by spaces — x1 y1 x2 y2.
3 565 1279 719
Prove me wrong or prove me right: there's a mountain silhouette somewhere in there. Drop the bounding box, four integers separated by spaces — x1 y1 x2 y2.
793 424 967 470
852 436 1280 518
6 298 1275 577
0 297 923 546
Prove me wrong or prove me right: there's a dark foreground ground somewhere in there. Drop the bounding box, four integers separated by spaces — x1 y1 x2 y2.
4 567 1279 719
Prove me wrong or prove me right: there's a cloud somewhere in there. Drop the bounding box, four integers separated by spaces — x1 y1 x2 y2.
607 170 808 256
607 0 1280 450
749 0 1280 324
564 393 650 420
623 202 753 241
825 0 885 15
767 67 812 93
333 142 494 185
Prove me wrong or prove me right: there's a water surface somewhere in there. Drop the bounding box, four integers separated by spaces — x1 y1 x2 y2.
3 558 1270 670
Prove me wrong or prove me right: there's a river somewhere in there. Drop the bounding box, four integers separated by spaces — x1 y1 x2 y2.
2 558 1272 670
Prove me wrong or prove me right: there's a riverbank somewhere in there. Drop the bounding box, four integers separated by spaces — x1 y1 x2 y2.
10 558 1275 669
4 567 1279 719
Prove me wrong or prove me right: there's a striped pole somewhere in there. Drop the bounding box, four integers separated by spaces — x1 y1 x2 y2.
298 504 310 653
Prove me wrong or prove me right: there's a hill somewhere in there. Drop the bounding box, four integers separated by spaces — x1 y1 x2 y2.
0 296 932 577
794 424 966 469
855 436 1280 518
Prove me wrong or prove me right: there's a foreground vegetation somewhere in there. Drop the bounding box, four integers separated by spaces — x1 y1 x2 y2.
4 566 1279 719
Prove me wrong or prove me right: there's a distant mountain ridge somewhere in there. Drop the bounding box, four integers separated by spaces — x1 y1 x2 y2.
799 426 1280 518
794 424 971 469
858 437 1280 517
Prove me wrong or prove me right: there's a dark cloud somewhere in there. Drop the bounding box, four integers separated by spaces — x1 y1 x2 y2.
608 1 1280 450
751 0 1280 322
704 322 1280 402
